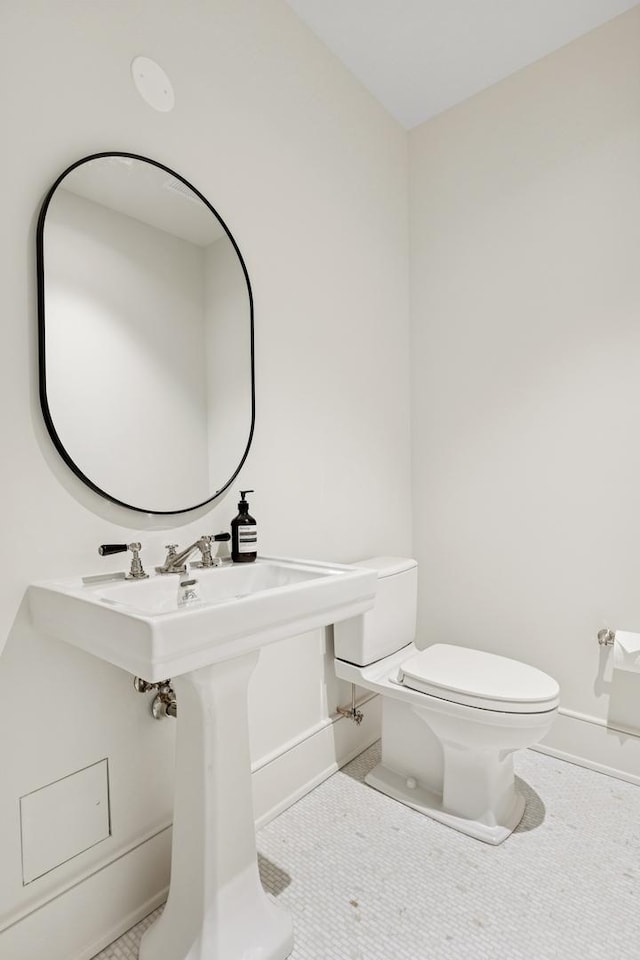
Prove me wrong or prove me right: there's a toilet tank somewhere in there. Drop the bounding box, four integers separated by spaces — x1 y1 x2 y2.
334 557 417 665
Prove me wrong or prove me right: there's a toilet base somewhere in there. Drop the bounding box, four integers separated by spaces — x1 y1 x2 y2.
365 762 526 845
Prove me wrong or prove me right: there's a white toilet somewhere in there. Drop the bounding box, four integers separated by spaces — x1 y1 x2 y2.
334 558 559 844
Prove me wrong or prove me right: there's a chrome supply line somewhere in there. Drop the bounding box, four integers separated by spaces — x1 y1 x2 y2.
337 683 364 725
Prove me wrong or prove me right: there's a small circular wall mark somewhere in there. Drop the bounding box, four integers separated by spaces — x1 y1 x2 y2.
131 56 175 112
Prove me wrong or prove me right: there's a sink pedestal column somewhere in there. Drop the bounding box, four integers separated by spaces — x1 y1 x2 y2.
139 650 293 960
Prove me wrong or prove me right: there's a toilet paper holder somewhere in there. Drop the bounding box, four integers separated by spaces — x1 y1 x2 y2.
597 628 615 647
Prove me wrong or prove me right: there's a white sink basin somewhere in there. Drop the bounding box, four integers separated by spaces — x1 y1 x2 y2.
29 555 376 681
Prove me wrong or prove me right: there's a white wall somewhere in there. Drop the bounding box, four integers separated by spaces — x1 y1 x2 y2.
409 8 640 776
46 189 210 510
0 1 411 956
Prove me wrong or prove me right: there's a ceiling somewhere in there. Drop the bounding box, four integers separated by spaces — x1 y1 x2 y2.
285 0 639 128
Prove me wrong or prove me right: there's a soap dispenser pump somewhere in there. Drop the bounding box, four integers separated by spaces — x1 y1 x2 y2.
231 489 257 563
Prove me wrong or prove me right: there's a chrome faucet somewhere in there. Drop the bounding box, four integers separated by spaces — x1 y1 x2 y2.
156 533 231 574
157 538 213 574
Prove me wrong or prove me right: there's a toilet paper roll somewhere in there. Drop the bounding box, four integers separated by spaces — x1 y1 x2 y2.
613 631 640 674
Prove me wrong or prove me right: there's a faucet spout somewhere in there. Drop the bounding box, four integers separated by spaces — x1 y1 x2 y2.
157 538 211 574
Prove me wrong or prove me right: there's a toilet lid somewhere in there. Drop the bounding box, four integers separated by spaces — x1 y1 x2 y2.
398 644 560 713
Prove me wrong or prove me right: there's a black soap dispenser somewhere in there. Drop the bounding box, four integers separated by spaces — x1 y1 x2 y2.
231 489 257 563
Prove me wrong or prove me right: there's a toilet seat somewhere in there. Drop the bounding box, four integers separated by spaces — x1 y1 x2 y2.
398 643 560 714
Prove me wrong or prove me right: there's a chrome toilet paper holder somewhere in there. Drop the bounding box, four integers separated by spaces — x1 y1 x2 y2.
597 628 615 647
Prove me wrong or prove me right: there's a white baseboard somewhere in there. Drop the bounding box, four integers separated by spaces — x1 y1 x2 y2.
532 706 640 787
0 701 381 960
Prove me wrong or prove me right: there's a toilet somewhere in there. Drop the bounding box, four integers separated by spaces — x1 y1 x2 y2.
334 558 559 844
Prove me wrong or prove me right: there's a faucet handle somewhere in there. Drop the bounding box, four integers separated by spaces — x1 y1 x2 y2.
126 543 148 580
161 544 182 569
99 543 128 556
192 535 215 568
191 535 230 569
99 542 148 580
212 531 231 563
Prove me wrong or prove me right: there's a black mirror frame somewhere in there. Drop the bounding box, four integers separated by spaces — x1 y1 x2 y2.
36 151 255 516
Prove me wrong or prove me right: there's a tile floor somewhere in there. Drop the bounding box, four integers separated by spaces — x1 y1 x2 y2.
94 743 640 959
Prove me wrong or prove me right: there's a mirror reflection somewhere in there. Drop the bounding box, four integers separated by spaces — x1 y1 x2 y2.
38 153 254 514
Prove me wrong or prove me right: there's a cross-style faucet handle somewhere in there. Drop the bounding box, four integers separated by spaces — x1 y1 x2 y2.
161 544 181 569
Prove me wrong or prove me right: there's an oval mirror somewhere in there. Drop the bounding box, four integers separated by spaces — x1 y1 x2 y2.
37 152 254 515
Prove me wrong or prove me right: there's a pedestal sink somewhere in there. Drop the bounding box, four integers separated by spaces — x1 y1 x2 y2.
29 557 376 960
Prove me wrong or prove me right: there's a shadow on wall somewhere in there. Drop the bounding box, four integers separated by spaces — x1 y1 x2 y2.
594 644 613 700
594 642 640 738
607 671 640 737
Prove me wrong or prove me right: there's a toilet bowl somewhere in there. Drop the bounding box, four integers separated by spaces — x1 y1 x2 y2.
334 558 559 845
